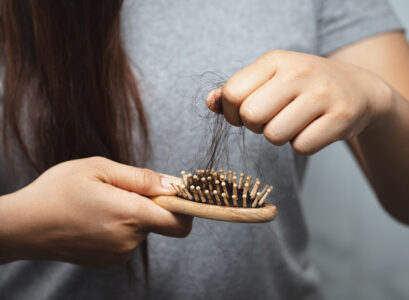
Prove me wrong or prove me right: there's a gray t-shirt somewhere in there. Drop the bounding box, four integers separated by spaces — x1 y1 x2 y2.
0 0 403 299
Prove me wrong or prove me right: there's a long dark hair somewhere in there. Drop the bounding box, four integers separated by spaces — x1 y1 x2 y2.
0 0 150 172
0 0 150 279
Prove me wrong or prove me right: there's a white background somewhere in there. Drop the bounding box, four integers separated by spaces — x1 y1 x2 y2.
301 1 409 299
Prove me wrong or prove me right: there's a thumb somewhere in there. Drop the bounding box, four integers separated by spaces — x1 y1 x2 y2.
206 87 223 113
94 158 181 196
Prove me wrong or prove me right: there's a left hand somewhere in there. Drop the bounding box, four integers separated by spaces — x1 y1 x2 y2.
206 50 393 155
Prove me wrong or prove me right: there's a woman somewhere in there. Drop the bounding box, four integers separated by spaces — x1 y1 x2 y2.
1 0 409 299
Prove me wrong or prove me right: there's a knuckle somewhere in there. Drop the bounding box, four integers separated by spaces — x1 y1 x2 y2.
225 117 243 128
263 125 287 145
173 217 193 238
239 104 259 126
138 168 156 192
86 156 109 171
290 65 311 80
342 129 355 140
222 83 242 105
312 81 331 99
122 211 147 235
332 128 346 141
176 226 192 238
87 156 108 166
260 50 288 68
335 103 356 122
115 240 137 256
89 157 111 180
265 49 286 61
124 206 143 227
223 112 242 127
292 138 314 155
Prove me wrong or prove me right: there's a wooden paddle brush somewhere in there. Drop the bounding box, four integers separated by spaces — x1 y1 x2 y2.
152 169 276 223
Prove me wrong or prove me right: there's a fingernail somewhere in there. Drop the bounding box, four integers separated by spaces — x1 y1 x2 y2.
161 176 182 191
206 88 223 113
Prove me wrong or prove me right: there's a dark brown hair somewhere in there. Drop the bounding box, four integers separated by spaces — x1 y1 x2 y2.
0 0 149 279
0 0 150 172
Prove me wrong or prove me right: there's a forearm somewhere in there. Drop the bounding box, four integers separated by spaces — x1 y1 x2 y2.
327 32 409 223
348 88 409 224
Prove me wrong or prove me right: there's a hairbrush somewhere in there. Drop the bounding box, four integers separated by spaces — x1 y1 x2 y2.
152 169 276 223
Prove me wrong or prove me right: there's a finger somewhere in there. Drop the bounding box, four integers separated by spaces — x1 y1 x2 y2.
239 76 299 133
98 183 193 238
206 88 223 113
130 193 193 238
263 94 326 145
221 53 279 126
221 95 243 126
93 158 181 196
290 114 345 155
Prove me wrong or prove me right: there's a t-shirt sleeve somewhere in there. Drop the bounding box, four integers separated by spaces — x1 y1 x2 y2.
317 0 404 56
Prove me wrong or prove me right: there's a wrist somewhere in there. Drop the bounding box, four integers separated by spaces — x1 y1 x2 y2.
0 192 21 262
362 76 395 135
0 189 34 262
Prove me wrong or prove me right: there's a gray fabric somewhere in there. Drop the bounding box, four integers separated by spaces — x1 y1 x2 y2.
0 0 402 299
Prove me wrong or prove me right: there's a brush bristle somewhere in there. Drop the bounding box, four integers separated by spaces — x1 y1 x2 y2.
174 169 273 208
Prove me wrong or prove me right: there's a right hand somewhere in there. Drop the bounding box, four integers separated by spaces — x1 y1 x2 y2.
0 157 192 268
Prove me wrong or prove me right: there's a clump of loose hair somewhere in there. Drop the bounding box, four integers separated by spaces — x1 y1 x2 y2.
191 72 247 172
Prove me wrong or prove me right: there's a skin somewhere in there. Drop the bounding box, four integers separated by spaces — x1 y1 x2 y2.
207 32 409 225
0 157 192 267
1 32 409 268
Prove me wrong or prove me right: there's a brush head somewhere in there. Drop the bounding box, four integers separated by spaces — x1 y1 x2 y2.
175 169 273 208
152 169 276 222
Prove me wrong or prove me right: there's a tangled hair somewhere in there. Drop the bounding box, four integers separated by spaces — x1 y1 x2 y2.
0 0 149 279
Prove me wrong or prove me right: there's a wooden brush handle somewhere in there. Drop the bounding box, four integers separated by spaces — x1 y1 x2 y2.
151 196 277 223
